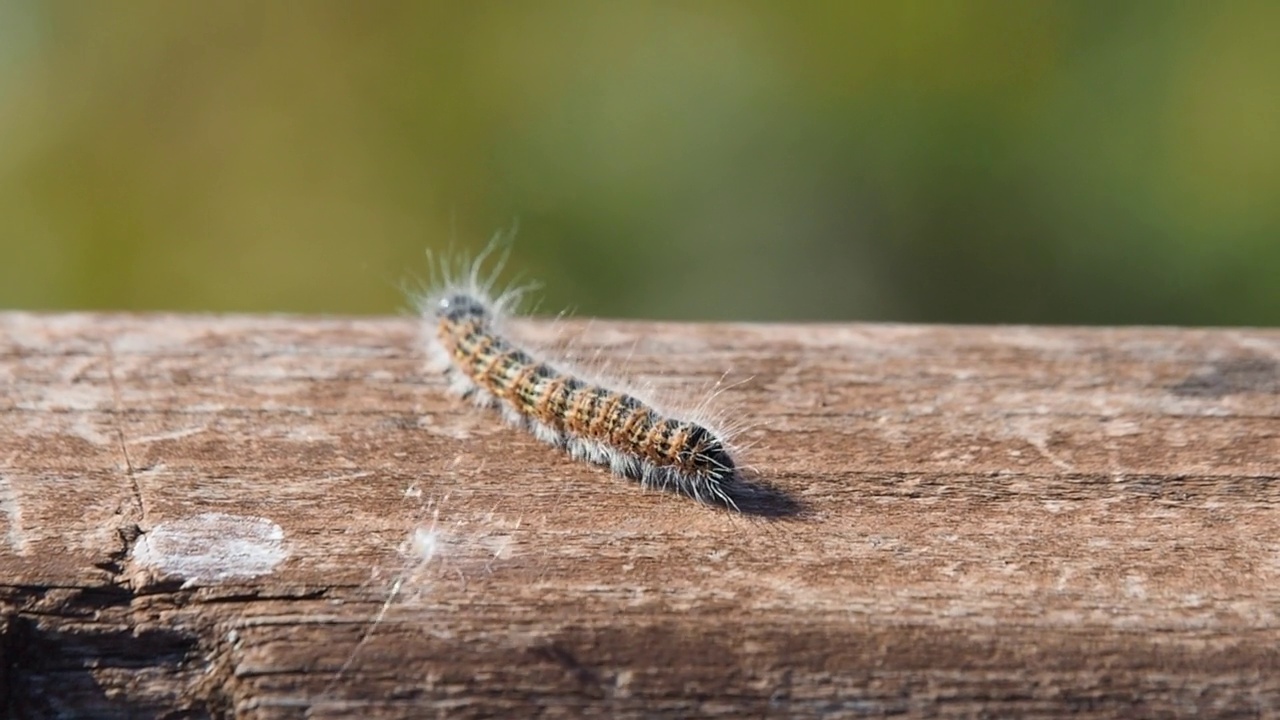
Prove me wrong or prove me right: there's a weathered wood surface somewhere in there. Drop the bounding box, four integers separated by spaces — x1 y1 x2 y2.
1 312 1278 719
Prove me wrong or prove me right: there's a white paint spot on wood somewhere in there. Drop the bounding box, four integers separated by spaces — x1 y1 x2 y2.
410 526 440 561
133 512 287 584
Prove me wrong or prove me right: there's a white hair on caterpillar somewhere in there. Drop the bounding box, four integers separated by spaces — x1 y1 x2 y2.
412 236 748 510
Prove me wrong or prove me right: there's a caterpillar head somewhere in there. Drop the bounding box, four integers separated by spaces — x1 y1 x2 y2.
436 293 490 323
685 425 736 481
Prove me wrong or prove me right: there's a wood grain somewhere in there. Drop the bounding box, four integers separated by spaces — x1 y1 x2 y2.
1 312 1278 718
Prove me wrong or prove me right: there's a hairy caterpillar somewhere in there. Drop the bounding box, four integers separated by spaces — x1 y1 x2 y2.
416 247 741 509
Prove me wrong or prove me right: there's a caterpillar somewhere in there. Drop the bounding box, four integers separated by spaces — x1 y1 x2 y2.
416 247 741 509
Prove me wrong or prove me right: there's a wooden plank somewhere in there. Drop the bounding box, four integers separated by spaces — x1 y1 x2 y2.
1 312 1277 718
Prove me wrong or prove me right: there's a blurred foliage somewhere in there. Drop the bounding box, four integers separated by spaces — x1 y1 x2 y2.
1 1 1277 325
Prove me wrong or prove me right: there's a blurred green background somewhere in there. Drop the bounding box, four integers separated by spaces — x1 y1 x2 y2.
1 1 1277 325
